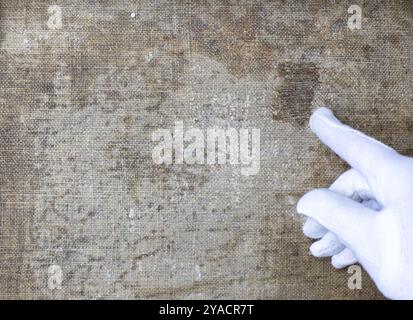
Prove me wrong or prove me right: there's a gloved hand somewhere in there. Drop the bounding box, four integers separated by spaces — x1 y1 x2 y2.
297 107 413 300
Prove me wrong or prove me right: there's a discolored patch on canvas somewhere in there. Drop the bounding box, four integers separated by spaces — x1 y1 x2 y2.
272 62 320 126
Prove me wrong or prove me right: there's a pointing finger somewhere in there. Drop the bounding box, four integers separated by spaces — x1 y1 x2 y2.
309 108 400 184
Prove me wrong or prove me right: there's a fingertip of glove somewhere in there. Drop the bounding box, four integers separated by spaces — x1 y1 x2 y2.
331 255 347 269
312 107 334 118
331 257 343 269
310 242 325 257
309 107 333 127
302 222 314 238
297 189 330 216
309 107 345 136
302 219 326 239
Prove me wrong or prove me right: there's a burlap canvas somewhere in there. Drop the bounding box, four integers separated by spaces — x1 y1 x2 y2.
1 0 412 299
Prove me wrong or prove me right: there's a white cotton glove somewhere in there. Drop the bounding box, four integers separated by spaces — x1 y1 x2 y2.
297 107 413 300
303 169 381 268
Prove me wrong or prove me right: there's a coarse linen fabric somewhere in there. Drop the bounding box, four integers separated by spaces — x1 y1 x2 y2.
1 0 412 299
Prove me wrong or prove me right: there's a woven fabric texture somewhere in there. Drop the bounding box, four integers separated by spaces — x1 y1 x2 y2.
1 0 412 299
